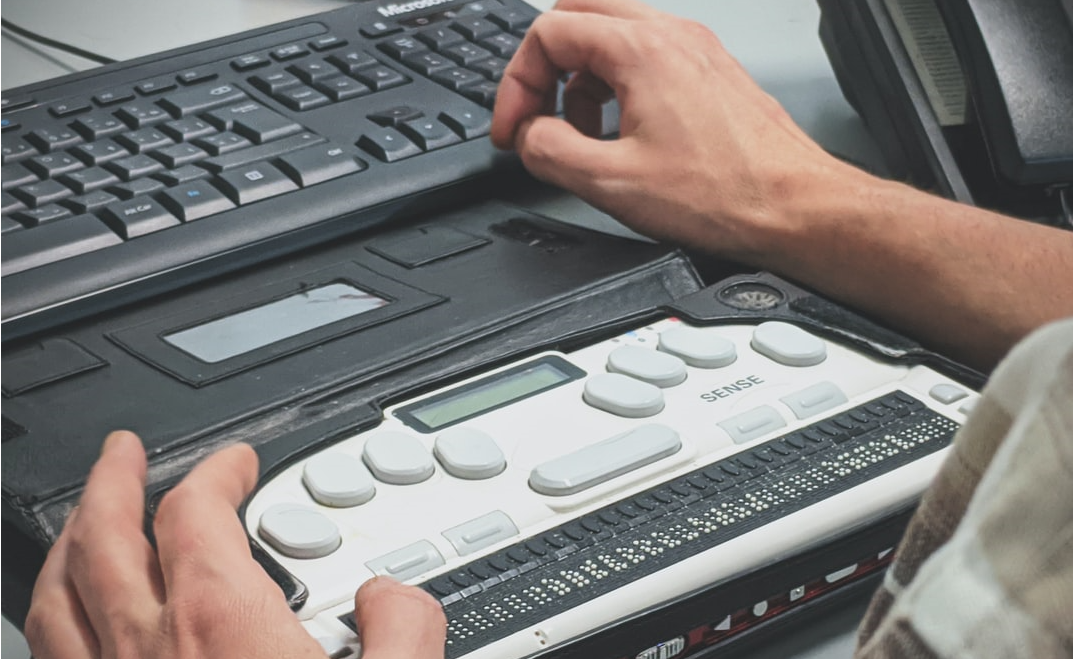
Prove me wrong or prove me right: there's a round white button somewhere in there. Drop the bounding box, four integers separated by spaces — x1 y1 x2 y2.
434 427 506 480
658 326 737 368
363 431 435 485
751 321 827 367
258 503 342 559
302 452 376 507
583 372 665 418
606 345 687 387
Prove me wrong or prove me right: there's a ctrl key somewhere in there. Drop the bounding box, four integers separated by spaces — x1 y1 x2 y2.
1 214 122 276
258 503 342 559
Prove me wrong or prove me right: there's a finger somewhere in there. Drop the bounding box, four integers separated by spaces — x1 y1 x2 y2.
25 510 101 659
353 577 446 659
553 0 660 20
65 431 164 651
153 443 262 592
492 12 644 149
562 70 615 138
513 114 629 195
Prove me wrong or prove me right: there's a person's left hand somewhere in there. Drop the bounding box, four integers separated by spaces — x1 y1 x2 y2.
24 430 447 659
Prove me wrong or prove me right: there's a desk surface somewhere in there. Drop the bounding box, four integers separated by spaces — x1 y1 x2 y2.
1 2 879 656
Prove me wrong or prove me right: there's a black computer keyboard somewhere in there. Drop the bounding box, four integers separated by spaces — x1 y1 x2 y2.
1 0 548 339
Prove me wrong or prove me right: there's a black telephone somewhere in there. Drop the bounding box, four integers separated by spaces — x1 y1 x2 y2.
818 0 1073 226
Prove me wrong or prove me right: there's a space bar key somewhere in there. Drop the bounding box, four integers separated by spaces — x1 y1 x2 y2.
1 214 123 277
199 132 327 173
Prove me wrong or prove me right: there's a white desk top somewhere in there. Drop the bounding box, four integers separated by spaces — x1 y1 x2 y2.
1 2 877 656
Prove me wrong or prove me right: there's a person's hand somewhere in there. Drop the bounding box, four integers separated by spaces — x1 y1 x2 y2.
24 430 446 659
491 0 855 264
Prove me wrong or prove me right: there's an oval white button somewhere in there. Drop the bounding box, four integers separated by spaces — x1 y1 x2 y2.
583 372 665 418
258 503 342 559
658 326 737 368
434 427 506 480
606 345 687 387
751 322 826 367
302 452 376 507
363 431 435 485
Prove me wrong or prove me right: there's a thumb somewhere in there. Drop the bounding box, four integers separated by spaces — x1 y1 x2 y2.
353 577 446 659
514 115 622 197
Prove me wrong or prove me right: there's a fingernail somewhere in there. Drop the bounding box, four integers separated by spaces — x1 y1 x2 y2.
101 430 134 455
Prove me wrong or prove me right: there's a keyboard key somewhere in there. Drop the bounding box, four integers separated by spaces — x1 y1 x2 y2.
115 103 171 128
2 163 39 190
106 154 165 181
176 69 217 85
399 117 462 151
199 131 325 173
13 204 72 226
58 166 120 194
117 128 174 154
214 162 299 205
402 52 454 76
206 102 302 143
433 427 506 480
27 152 85 178
451 18 501 41
160 117 217 142
276 86 331 111
487 7 536 31
1 191 25 214
109 177 166 199
583 372 664 418
431 67 485 91
249 71 303 96
360 20 402 38
49 101 91 117
63 190 120 214
71 113 127 140
158 180 236 221
271 43 309 61
300 452 376 508
153 165 210 187
327 51 379 75
151 143 209 168
315 77 371 102
460 80 499 107
415 26 465 50
378 35 428 60
134 78 177 96
277 144 366 187
362 431 434 485
368 105 424 128
258 504 341 560
231 53 270 71
194 132 253 156
1 213 123 276
99 196 181 239
159 83 247 117
353 65 409 91
441 43 493 66
470 57 508 82
480 33 521 58
27 126 83 152
94 89 136 106
288 60 338 84
13 179 74 207
3 216 24 233
309 35 347 52
357 127 421 162
2 135 38 163
70 139 130 166
0 118 20 132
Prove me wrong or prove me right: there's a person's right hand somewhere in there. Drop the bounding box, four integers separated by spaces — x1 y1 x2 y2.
491 0 856 264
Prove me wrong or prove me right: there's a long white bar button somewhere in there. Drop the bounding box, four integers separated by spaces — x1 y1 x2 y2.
434 427 506 480
781 381 848 419
529 424 681 496
363 431 435 485
658 326 737 368
751 321 826 367
303 452 376 507
583 372 664 418
365 540 444 582
718 405 786 444
606 345 687 387
442 510 519 556
258 503 342 559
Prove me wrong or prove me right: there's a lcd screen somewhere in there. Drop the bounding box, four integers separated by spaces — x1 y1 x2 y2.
164 283 389 363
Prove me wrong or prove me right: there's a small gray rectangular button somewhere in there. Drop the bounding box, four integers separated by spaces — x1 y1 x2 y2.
718 405 786 444
781 381 848 420
442 511 518 556
365 540 444 582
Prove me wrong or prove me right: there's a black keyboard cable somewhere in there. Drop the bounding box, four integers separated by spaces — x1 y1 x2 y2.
1 17 116 66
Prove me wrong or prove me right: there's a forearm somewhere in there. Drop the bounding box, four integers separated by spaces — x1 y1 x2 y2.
750 161 1073 371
